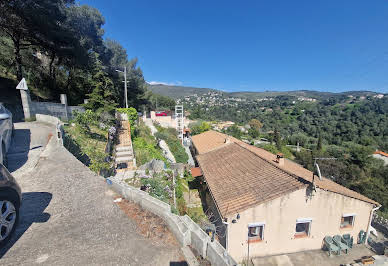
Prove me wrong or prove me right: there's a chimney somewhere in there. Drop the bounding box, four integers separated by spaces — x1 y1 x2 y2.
276 153 284 166
224 137 230 144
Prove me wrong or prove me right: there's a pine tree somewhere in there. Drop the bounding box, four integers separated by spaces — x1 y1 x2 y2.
317 134 323 151
84 53 117 114
274 128 282 150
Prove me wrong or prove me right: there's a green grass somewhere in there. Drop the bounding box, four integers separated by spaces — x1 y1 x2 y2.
24 116 37 122
187 206 208 224
64 123 110 174
154 124 188 163
132 121 167 166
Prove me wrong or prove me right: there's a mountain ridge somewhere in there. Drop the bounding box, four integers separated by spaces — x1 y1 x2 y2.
147 83 384 99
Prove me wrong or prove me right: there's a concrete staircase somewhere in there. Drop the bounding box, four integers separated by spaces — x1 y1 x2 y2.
115 120 135 171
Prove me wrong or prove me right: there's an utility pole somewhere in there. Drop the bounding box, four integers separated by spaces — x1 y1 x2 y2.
116 66 128 108
124 66 128 108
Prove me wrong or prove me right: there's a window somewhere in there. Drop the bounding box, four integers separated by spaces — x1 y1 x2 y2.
341 214 355 228
248 223 265 242
294 219 311 238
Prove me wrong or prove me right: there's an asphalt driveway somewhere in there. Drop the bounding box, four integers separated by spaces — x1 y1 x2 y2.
1 122 184 265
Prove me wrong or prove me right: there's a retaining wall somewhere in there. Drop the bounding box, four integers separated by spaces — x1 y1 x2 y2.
108 178 237 266
32 101 84 120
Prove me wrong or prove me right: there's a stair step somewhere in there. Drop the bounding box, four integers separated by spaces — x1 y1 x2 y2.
115 146 131 152
115 156 133 163
116 150 133 157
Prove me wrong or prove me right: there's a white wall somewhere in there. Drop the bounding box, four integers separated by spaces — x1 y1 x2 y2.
226 187 374 262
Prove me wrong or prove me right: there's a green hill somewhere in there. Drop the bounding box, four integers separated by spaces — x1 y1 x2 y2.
148 83 381 100
147 84 218 98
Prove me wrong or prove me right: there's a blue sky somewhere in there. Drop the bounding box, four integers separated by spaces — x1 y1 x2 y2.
79 0 388 93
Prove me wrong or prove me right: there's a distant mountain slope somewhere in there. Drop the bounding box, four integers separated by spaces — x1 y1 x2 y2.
147 84 217 98
148 83 381 100
228 90 380 100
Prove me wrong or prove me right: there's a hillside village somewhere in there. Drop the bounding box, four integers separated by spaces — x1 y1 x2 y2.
176 89 384 110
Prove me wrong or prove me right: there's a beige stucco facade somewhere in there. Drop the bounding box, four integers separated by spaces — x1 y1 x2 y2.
225 187 374 262
150 111 193 128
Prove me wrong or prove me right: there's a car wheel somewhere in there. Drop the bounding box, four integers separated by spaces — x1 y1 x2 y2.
0 191 19 245
2 144 7 168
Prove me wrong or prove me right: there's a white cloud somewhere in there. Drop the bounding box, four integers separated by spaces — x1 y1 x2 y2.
147 81 183 86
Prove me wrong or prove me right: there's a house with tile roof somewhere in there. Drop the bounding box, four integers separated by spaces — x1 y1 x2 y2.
191 130 380 261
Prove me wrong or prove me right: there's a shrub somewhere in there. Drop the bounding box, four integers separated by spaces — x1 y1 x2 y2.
74 110 97 133
154 124 188 163
117 107 138 126
259 144 293 159
177 197 187 215
133 137 166 166
189 121 211 136
132 121 167 166
141 175 172 203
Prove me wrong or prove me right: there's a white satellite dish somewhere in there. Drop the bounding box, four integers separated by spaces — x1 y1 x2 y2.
16 78 28 91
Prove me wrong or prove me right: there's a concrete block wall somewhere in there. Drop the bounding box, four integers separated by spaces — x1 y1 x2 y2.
108 178 237 266
182 215 210 257
32 101 84 120
67 106 85 119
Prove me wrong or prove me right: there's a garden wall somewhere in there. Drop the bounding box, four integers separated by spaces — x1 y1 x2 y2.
108 178 237 266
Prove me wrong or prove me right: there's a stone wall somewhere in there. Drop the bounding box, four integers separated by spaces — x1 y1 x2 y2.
108 177 237 266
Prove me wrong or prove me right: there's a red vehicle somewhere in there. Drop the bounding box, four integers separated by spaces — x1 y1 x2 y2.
155 111 168 116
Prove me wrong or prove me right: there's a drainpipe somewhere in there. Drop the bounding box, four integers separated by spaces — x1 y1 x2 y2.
225 220 228 251
365 205 381 246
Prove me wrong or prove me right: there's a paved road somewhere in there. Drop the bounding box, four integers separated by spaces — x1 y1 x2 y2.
1 122 184 265
7 122 55 178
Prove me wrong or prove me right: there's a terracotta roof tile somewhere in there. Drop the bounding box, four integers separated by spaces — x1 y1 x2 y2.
192 131 379 216
191 130 240 155
374 150 388 157
190 167 203 177
197 142 306 217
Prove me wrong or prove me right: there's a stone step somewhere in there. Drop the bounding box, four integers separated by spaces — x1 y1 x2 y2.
115 146 131 152
116 150 133 157
115 156 133 163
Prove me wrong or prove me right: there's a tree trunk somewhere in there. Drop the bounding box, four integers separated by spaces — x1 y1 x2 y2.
13 38 23 81
49 52 55 78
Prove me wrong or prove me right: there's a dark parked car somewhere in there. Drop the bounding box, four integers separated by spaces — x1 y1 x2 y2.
0 163 21 244
0 104 13 167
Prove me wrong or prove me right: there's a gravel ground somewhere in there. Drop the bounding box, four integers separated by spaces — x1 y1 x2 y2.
1 122 185 265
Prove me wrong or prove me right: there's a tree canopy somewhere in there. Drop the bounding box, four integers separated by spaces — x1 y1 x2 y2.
0 0 148 110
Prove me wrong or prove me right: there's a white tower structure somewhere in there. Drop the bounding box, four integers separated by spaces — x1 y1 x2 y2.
175 105 184 141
